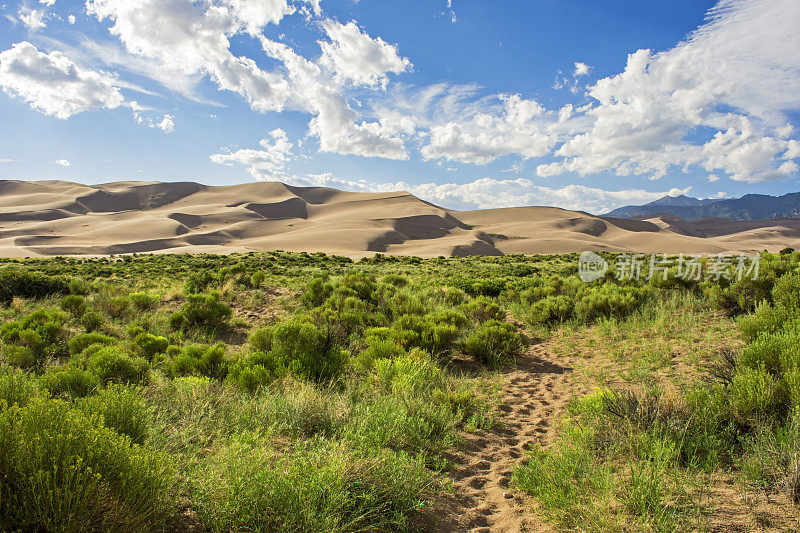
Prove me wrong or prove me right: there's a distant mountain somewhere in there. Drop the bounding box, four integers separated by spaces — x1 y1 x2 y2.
645 194 721 207
604 192 800 221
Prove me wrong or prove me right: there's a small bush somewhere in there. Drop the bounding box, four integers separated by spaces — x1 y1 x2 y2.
250 271 266 287
102 295 132 319
460 296 505 323
134 332 169 360
172 291 232 333
192 437 435 532
79 384 150 444
80 309 103 332
461 320 525 368
59 294 86 316
0 367 40 408
354 336 405 373
130 292 158 311
0 398 171 531
85 345 149 384
168 343 228 380
40 365 99 398
0 309 68 369
68 332 117 355
0 269 70 304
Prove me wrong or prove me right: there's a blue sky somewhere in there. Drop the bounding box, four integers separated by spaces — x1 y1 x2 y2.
0 0 798 213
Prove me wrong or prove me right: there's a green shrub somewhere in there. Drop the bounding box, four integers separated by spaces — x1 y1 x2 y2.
461 319 525 368
40 365 100 398
0 367 40 408
0 269 70 304
354 336 405 373
68 332 117 355
250 271 266 287
184 270 215 294
134 332 169 360
0 398 171 531
460 296 505 323
130 292 158 311
527 295 574 325
172 291 232 333
773 273 800 310
85 345 149 384
102 295 132 319
80 309 103 332
168 343 228 380
79 384 150 444
731 366 788 422
59 294 86 316
270 320 346 382
192 437 435 533
0 309 68 369
301 276 334 307
737 303 797 343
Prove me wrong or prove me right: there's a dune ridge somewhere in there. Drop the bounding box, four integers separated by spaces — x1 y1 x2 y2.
1 179 799 257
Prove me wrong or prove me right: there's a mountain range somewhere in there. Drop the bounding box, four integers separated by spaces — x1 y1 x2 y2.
603 192 800 221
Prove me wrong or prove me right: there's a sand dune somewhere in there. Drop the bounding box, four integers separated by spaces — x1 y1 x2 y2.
0 180 798 257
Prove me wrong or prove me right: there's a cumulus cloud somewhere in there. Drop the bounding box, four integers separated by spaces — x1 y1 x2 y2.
539 0 800 182
210 128 294 180
573 62 589 77
86 0 291 113
319 20 411 88
274 173 694 214
54 158 70 166
0 41 126 118
421 94 566 164
18 7 47 29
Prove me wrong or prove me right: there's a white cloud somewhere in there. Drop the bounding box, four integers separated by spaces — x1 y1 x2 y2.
0 41 126 118
319 20 411 88
421 94 563 164
261 37 412 159
275 173 694 214
210 128 294 179
39 0 56 6
222 0 295 36
539 0 800 182
134 110 174 133
573 62 590 77
67 14 75 24
86 0 291 112
18 7 47 29
54 158 70 166
0 158 17 163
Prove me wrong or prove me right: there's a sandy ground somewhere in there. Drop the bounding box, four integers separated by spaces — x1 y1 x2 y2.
1 180 799 257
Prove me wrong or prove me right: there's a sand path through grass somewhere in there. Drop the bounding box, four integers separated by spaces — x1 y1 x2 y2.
432 338 589 532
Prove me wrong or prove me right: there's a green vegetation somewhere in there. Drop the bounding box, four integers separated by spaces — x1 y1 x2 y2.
0 249 797 531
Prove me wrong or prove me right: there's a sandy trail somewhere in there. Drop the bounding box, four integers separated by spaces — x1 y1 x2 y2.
433 341 588 532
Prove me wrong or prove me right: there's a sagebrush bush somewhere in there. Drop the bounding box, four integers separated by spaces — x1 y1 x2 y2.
130 292 158 311
80 384 150 444
85 345 149 384
59 294 86 316
170 291 232 333
68 331 117 355
461 319 525 369
81 309 103 332
0 269 71 303
40 364 100 398
168 343 228 380
192 437 435 533
0 309 68 369
133 332 169 360
0 397 171 531
0 366 40 407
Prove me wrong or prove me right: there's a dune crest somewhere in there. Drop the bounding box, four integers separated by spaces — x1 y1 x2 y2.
0 180 798 257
